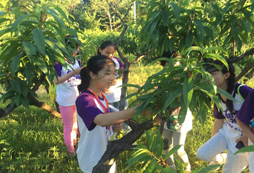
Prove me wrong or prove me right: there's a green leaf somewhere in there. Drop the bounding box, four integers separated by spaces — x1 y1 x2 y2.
20 95 29 108
231 25 239 40
121 84 141 90
20 82 29 97
0 91 15 100
47 9 66 31
169 3 180 20
26 63 34 85
163 145 181 159
11 54 20 75
32 28 45 56
53 6 70 23
35 58 48 73
185 46 202 55
185 33 193 48
204 54 228 70
169 38 175 53
236 37 242 50
29 89 38 98
14 94 21 106
0 11 7 17
183 77 193 108
161 167 177 173
235 145 254 154
163 87 182 110
162 10 169 26
10 80 21 94
217 87 237 103
11 14 31 35
196 164 222 173
222 0 232 17
204 26 214 40
122 92 138 102
194 19 204 41
22 41 36 56
154 132 163 156
149 21 158 36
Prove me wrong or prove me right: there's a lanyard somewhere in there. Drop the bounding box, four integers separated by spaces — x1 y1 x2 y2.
87 88 109 114
87 88 111 131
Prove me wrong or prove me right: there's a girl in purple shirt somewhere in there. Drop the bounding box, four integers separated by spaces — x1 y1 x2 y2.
97 41 124 109
75 55 147 173
197 60 253 172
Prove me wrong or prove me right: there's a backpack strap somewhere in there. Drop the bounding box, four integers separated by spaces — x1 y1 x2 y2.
237 84 245 101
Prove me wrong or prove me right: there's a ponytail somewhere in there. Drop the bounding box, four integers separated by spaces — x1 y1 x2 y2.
224 63 236 114
78 67 90 93
212 60 236 114
78 55 115 93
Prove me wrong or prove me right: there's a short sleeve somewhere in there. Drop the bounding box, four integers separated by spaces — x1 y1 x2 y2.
238 84 252 99
54 62 62 77
237 90 254 125
76 93 104 131
114 57 124 70
214 104 225 119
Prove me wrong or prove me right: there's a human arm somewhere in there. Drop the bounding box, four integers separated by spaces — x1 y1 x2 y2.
236 118 254 144
94 105 139 127
212 118 224 137
54 67 82 85
113 123 123 132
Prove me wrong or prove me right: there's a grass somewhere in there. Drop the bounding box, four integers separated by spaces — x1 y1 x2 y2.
0 61 251 173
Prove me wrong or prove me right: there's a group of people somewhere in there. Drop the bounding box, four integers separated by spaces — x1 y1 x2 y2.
53 36 254 173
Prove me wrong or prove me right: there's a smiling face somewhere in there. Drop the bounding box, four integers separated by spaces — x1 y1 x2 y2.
99 46 115 59
90 62 115 90
211 70 230 88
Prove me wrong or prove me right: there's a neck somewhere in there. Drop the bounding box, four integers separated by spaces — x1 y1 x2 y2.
218 82 228 91
88 82 102 97
218 82 228 101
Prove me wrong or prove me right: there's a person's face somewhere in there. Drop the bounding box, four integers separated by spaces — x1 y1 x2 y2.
211 71 230 87
90 63 115 90
72 45 80 57
99 46 115 59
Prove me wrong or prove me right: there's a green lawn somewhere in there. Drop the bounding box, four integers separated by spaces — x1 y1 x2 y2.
0 61 251 172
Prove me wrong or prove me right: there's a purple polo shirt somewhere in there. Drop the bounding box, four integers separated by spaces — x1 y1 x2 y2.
54 59 82 77
214 83 254 126
76 90 112 131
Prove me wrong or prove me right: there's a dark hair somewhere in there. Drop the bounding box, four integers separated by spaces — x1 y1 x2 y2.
78 55 115 93
159 50 174 67
97 41 115 55
213 60 236 114
65 35 80 48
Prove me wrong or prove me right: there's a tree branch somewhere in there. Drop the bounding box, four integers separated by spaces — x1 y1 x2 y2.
235 62 254 82
28 93 61 118
0 103 17 118
32 74 46 91
92 114 162 173
228 48 254 63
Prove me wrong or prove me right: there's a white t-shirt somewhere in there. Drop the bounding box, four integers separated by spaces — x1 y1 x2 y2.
54 59 81 106
214 83 252 153
75 90 116 173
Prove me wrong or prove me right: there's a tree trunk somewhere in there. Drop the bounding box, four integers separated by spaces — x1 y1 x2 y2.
92 114 162 173
28 94 62 118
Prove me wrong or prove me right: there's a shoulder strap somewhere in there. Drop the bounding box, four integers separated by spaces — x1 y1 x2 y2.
237 84 245 101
